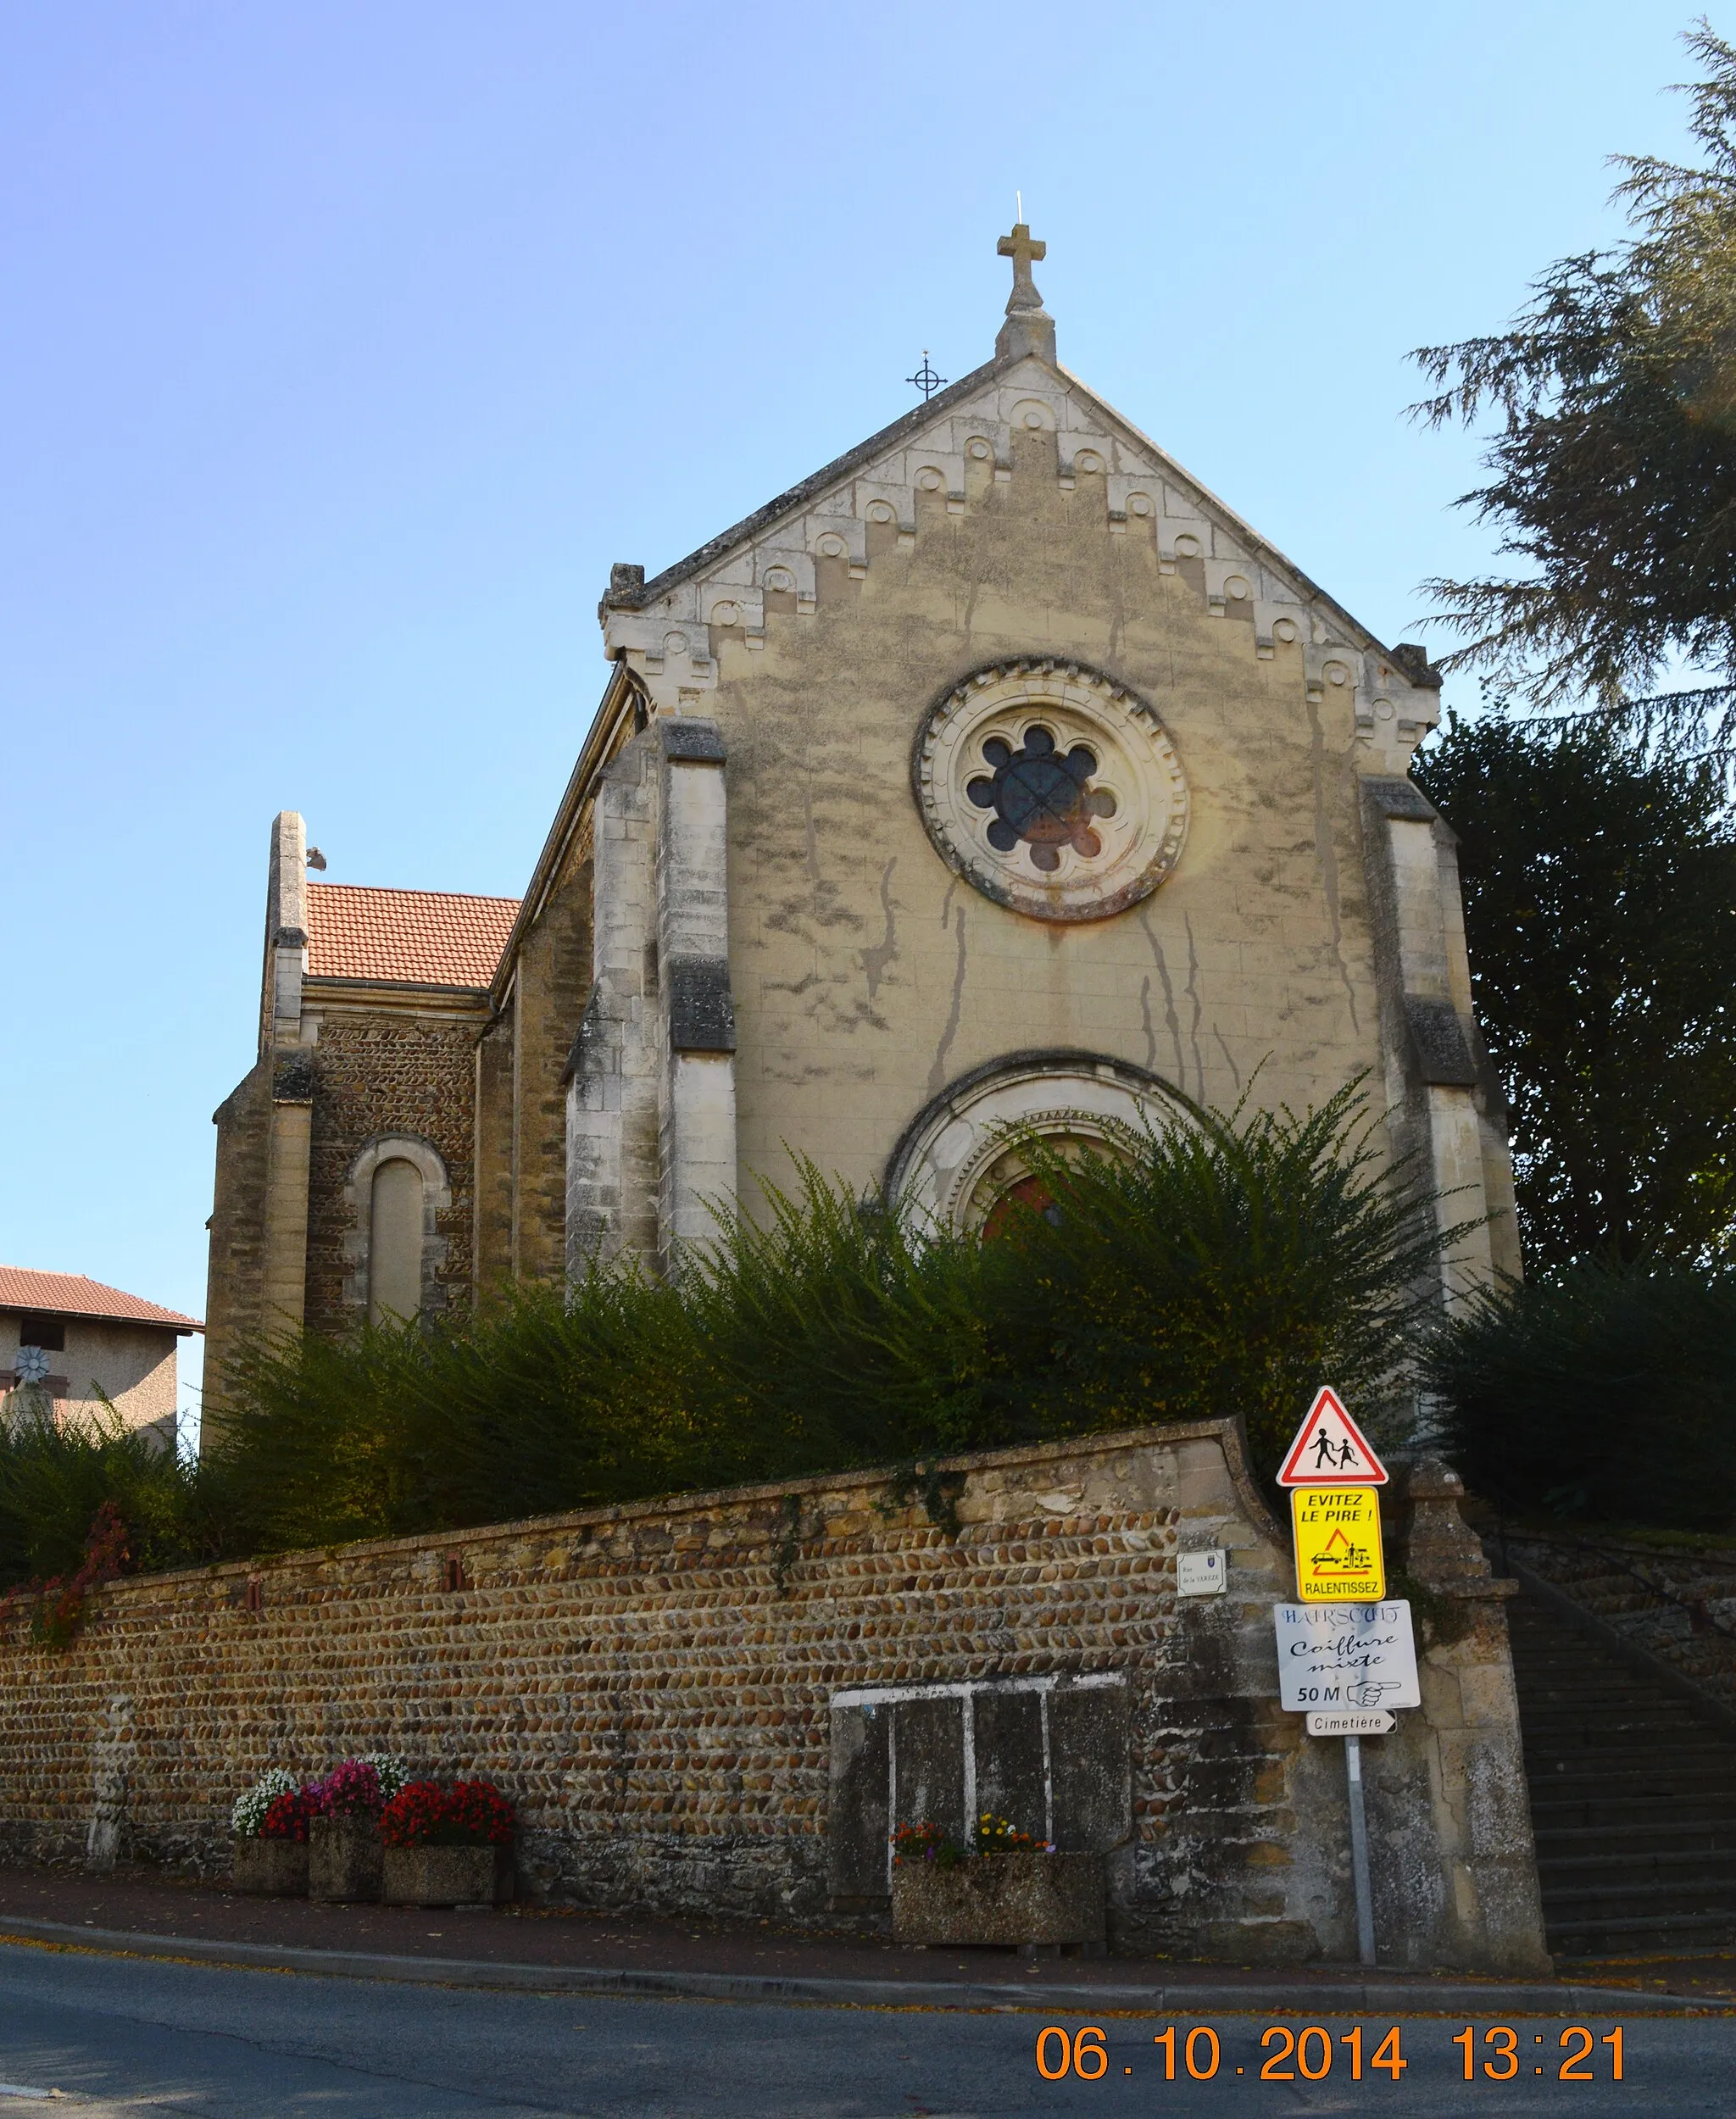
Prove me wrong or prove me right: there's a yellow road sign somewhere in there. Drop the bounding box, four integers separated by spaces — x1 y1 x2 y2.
1289 1487 1386 1602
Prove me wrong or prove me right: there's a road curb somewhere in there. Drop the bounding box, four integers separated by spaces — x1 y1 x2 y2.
0 1916 1722 2016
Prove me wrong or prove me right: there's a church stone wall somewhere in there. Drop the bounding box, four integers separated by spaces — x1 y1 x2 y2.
0 1421 1544 1974
689 426 1395 1210
301 1008 482 1333
506 831 595 1282
472 1014 516 1293
203 1060 274 1407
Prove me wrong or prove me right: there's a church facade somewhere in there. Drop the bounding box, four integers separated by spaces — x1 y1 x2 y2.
203 231 1516 1395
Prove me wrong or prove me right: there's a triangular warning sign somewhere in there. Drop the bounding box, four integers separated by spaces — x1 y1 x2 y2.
1276 1387 1388 1486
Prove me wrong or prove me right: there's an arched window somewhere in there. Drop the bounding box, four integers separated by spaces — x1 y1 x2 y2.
341 1135 450 1326
883 1051 1188 1234
368 1158 425 1325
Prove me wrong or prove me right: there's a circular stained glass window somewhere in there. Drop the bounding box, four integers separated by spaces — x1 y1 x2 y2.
913 660 1188 921
965 726 1120 873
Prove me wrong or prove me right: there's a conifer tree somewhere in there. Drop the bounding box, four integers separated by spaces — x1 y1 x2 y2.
1416 711 1736 1266
1412 24 1736 722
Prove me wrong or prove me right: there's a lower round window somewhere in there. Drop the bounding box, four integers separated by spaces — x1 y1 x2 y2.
971 1136 1130 1237
884 1053 1188 1235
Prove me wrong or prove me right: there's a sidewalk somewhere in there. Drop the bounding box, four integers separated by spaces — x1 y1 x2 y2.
0 1865 1727 2015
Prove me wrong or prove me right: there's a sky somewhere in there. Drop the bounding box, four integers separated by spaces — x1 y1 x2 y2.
0 0 1709 1417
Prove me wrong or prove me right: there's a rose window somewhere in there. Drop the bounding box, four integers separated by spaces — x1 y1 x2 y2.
914 659 1188 922
965 726 1118 873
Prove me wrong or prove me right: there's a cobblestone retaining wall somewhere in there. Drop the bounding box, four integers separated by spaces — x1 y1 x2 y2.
0 1422 1545 1972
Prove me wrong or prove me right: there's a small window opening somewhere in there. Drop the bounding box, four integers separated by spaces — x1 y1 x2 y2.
15 1315 65 1352
444 1555 465 1593
369 1157 425 1326
245 1577 263 1614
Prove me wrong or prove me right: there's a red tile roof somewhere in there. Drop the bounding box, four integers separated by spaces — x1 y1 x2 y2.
0 1269 201 1333
304 882 520 989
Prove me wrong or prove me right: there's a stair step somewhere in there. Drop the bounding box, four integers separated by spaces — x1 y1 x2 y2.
1512 1686 1668 1701
1539 1846 1736 1883
1506 1582 1736 1958
1511 1665 1675 1685
1526 1760 1731 1785
1550 1912 1736 1951
1521 1726 1723 1751
1530 1800 1736 1832
1509 1666 1676 1688
1522 1705 1681 1722
1542 1888 1736 1924
1535 1818 1736 1855
1521 1701 1722 1719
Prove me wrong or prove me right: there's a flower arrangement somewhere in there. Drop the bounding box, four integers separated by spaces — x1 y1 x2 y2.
231 1766 301 1839
306 1759 383 1817
976 1812 1054 1856
230 1753 410 1843
304 1751 410 1818
379 1778 516 1849
891 1821 965 1871
353 1752 412 1803
892 1816 1056 1868
377 1780 444 1848
260 1788 318 1843
445 1779 515 1845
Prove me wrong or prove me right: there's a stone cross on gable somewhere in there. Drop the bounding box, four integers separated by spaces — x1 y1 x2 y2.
998 223 1047 314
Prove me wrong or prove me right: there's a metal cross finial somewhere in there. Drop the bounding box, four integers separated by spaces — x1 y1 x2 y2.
997 222 1047 314
907 350 947 401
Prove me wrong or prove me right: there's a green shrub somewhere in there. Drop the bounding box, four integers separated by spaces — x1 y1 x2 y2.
1427 1258 1736 1531
0 1404 215 1590
1 1084 1452 1588
972 1083 1459 1476
200 1082 1448 1553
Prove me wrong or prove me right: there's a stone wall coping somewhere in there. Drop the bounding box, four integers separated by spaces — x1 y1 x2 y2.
68 1416 1279 1602
1503 1526 1736 1570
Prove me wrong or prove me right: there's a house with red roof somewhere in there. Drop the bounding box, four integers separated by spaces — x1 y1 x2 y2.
0 1267 200 1448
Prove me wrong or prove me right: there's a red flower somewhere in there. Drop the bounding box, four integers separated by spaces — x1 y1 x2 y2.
379 1780 447 1848
260 1789 317 1843
444 1780 515 1846
378 1778 515 1849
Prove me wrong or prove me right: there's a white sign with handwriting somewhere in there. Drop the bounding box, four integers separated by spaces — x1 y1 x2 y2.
1274 1601 1420 1714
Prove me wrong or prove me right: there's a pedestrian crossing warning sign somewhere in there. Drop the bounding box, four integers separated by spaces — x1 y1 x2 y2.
1276 1387 1389 1487
1290 1488 1386 1602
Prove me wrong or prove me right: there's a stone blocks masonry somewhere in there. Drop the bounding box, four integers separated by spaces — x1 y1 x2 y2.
0 1421 1547 1973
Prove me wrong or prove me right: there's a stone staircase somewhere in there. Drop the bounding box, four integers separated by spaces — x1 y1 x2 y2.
1506 1588 1736 1957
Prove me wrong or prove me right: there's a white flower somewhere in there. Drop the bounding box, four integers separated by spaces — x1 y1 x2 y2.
231 1766 301 1839
353 1752 412 1801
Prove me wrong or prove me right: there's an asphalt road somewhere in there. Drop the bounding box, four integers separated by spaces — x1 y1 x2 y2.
0 1942 1730 2117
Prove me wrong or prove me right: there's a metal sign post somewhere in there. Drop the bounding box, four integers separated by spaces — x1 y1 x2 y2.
1272 1393 1405 1971
1344 1735 1377 1966
1274 1599 1419 1970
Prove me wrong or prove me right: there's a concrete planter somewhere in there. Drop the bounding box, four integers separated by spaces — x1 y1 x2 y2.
892 1852 1105 1948
382 1843 513 1907
231 1835 309 1896
308 1814 383 1902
